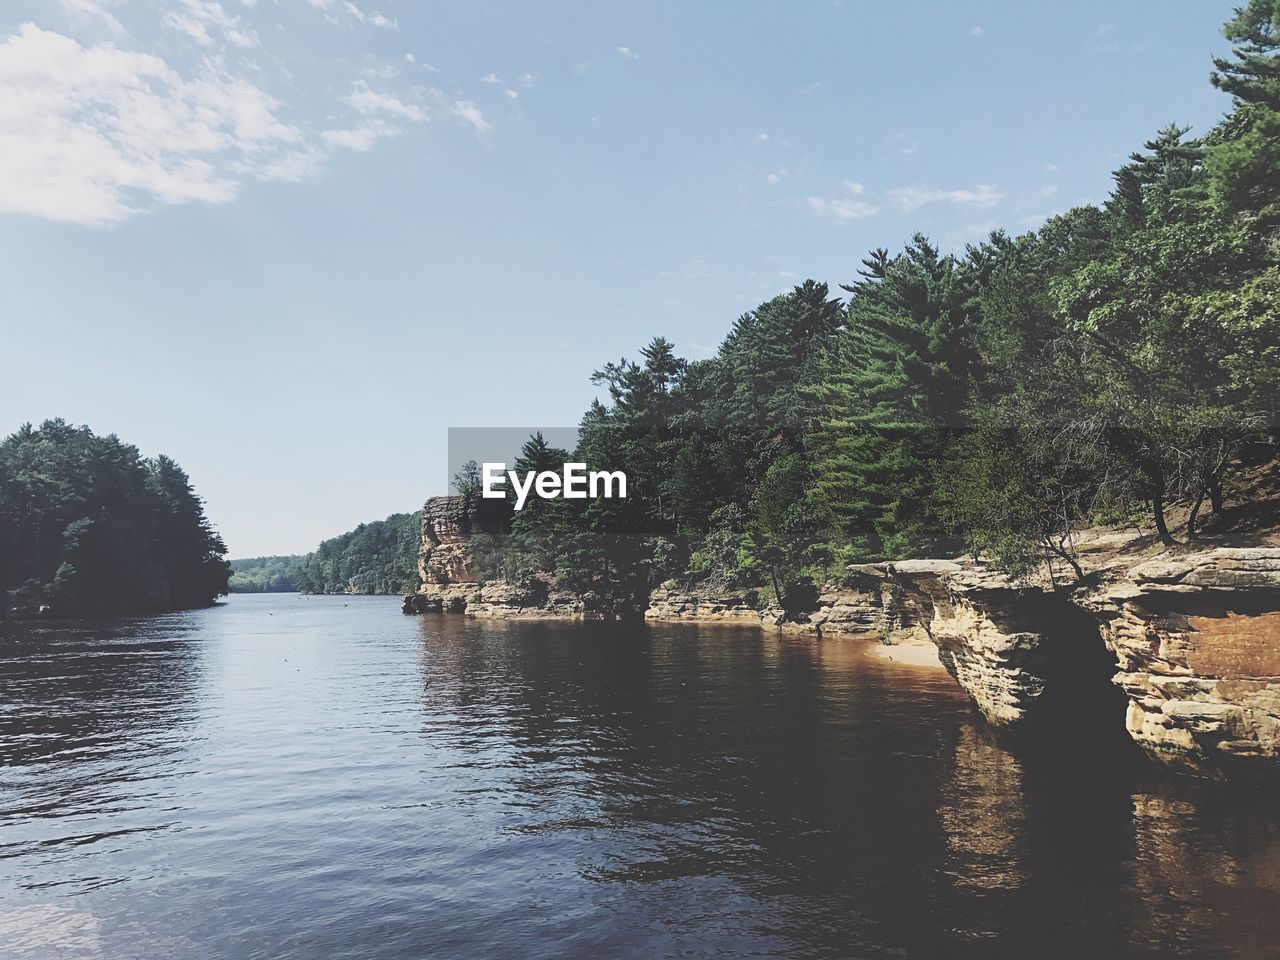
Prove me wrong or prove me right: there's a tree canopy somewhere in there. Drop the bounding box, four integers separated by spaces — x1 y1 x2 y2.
0 419 230 614
470 6 1279 609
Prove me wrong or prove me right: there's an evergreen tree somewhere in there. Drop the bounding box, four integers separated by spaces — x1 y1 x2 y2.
809 236 977 558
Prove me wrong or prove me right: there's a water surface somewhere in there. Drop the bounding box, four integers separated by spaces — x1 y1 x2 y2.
2 594 1279 958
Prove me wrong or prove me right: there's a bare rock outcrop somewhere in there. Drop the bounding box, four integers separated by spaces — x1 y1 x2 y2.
645 587 763 625
853 547 1280 779
1079 548 1280 776
417 495 509 585
863 560 1079 727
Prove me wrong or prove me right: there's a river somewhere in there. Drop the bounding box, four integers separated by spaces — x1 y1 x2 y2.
2 593 1278 958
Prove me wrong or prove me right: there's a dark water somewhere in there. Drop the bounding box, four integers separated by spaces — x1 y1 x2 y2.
2 595 1279 959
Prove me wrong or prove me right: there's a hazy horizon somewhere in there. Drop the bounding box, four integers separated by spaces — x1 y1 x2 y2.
2 1 1236 556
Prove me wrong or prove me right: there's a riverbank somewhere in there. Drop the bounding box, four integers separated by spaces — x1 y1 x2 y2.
404 492 1280 782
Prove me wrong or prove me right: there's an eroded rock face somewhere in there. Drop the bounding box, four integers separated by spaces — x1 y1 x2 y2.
645 587 763 625
872 561 1073 727
417 495 509 585
856 548 1280 779
643 577 921 637
1080 548 1280 776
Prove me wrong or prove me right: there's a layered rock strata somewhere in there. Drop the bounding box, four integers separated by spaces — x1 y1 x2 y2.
857 549 1280 778
1079 548 1280 775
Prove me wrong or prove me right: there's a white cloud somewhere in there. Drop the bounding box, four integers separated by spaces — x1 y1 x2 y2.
887 183 1003 212
807 196 879 221
1045 162 1060 173
342 1 395 29
754 132 769 143
1038 184 1058 197
767 168 786 184
518 72 538 88
58 0 124 33
778 270 796 279
481 72 499 83
305 0 395 29
322 79 426 152
616 46 639 60
253 148 325 182
503 88 518 99
404 52 414 63
321 123 390 152
450 100 491 136
807 179 878 221
0 23 303 226
163 0 259 49
970 26 982 36
1097 23 1116 35
344 81 426 121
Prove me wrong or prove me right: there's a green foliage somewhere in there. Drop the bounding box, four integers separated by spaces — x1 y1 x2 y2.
434 5 1279 595
1209 3 1280 227
808 236 977 559
293 512 421 595
228 555 302 593
0 419 230 614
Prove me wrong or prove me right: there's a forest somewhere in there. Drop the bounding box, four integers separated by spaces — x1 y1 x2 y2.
228 555 303 593
229 514 420 595
459 2 1280 615
289 512 421 595
0 420 230 615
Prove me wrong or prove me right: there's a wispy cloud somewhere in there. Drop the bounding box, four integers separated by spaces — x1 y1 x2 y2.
807 180 878 221
344 81 426 121
616 46 639 60
164 0 259 48
451 100 492 136
321 125 390 152
0 0 481 227
322 80 427 151
0 23 302 225
970 26 983 37
306 0 395 29
887 183 1004 212
806 179 1004 223
754 132 769 143
58 0 124 33
503 88 519 99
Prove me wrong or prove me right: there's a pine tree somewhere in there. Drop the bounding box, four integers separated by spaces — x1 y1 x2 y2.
808 236 977 559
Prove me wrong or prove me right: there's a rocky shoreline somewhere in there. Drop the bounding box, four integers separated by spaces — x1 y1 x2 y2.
405 495 1280 780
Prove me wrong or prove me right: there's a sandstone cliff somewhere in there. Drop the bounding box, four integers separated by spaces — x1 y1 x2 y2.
1081 548 1280 777
417 495 509 586
858 542 1280 780
404 494 1280 780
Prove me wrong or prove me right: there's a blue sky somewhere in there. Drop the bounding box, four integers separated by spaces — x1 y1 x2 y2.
1 1 1237 557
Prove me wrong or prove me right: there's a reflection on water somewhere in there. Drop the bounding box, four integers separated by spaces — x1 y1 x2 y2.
1 594 1278 959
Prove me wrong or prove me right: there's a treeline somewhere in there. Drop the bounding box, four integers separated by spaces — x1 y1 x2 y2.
291 512 421 595
230 514 421 596
228 555 302 593
0 420 230 615
469 2 1280 613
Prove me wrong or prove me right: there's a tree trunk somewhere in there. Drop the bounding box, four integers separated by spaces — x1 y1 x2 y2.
1187 491 1205 540
1208 477 1224 516
1152 493 1176 546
